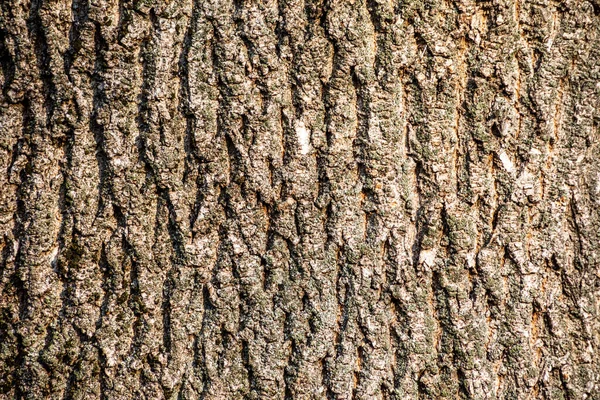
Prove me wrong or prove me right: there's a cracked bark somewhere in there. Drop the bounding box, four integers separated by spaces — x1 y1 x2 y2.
1 0 600 399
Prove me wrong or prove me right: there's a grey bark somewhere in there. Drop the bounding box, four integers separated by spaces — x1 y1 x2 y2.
1 0 600 399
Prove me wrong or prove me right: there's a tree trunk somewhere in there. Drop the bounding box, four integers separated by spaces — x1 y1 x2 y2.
1 0 600 398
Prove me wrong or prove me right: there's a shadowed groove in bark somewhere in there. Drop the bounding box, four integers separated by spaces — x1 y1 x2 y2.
28 0 56 127
63 0 90 80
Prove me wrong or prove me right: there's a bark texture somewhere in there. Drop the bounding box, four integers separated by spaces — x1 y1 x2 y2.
1 0 600 398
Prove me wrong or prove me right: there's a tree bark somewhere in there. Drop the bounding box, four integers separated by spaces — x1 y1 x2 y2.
1 0 600 399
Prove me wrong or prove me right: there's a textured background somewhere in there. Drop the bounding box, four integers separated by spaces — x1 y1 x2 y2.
1 0 600 398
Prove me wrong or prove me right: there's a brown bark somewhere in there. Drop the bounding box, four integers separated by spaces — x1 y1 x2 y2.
1 0 600 398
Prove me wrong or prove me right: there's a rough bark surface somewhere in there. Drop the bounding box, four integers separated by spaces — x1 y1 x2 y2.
1 0 600 399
